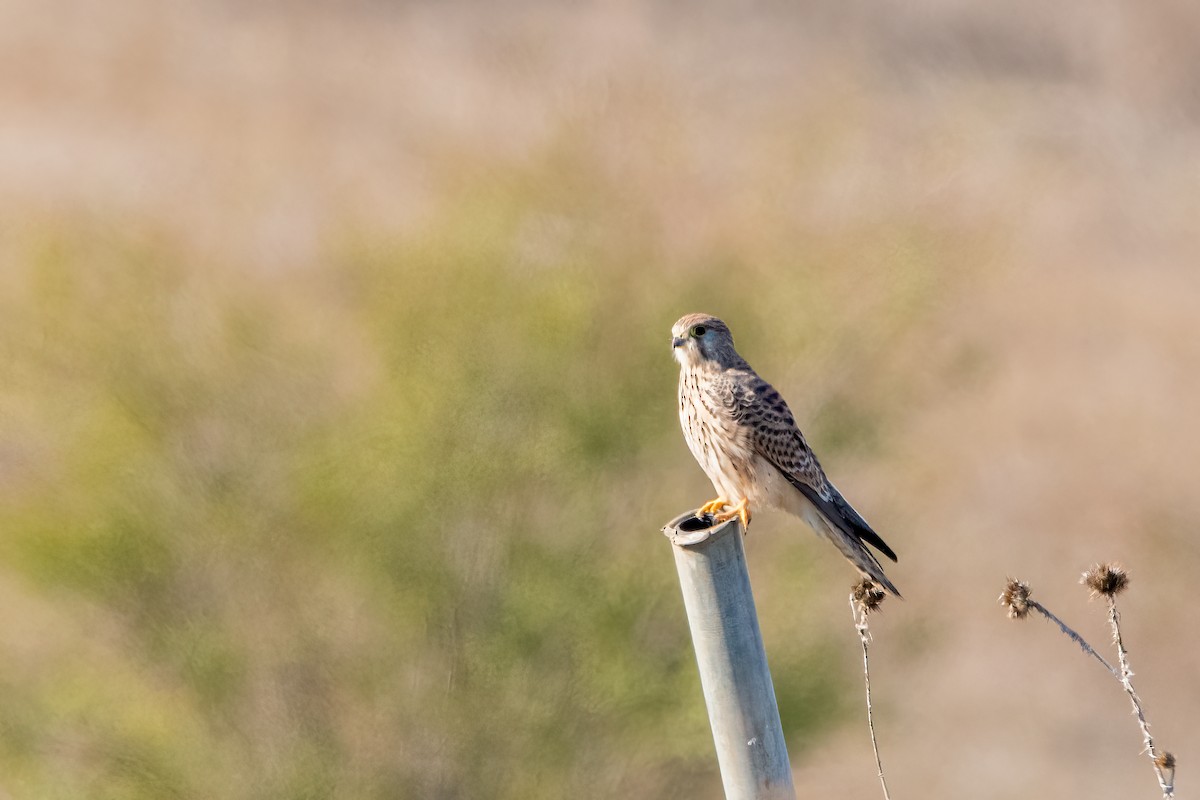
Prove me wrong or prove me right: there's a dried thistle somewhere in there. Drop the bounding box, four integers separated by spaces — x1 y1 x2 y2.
1000 578 1031 619
849 585 891 800
1082 563 1129 599
1001 567 1174 797
1156 752 1178 796
1091 565 1174 798
853 579 886 615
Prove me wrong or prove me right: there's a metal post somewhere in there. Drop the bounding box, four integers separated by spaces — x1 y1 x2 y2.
663 510 797 800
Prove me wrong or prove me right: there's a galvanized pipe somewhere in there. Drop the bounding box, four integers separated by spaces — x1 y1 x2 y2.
663 511 797 800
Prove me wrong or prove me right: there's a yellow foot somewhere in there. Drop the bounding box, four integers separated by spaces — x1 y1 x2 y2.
697 497 727 516
713 497 751 532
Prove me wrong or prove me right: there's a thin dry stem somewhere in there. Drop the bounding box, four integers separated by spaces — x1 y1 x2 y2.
1105 596 1174 798
1000 579 1116 675
1026 599 1118 677
1002 574 1176 797
851 593 892 800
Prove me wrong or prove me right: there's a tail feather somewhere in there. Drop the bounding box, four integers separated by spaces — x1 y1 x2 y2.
817 515 902 597
828 488 897 562
792 482 902 597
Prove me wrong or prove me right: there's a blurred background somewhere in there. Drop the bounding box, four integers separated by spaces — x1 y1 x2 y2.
2 1 1198 797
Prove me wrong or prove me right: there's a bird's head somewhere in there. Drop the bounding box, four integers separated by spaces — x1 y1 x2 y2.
671 313 742 370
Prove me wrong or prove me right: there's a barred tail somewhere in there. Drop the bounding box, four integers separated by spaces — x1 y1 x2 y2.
817 515 903 597
790 482 903 598
771 461 903 597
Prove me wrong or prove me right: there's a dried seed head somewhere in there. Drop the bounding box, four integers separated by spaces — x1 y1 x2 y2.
1000 578 1031 619
1155 751 1176 771
1081 563 1129 599
852 579 886 614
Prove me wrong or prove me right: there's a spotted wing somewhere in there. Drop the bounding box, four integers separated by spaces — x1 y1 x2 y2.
731 374 899 566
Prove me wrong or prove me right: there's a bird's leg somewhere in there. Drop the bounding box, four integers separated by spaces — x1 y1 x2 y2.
697 497 727 517
713 497 751 532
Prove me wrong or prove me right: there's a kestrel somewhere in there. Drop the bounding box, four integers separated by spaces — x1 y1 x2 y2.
671 313 901 596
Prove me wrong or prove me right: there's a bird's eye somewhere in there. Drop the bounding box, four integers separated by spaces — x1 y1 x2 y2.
691 325 707 337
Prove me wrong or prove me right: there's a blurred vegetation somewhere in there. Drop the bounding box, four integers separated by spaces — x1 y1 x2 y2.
0 131 959 799
7 0 1198 795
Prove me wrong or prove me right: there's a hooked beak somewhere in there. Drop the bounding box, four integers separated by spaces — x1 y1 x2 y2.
671 336 686 349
